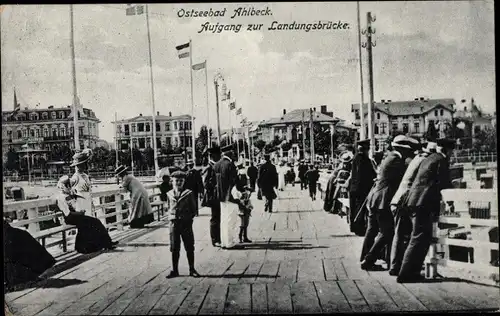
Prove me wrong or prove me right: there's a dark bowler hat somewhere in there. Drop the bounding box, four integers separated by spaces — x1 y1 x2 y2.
114 165 129 176
171 170 187 179
437 138 456 149
357 139 370 147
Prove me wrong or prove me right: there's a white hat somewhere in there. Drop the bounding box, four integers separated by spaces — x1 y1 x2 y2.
391 135 412 149
339 151 354 163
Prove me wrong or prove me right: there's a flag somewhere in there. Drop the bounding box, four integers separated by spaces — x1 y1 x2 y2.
236 107 242 115
192 61 206 71
126 4 145 15
229 101 236 110
10 89 21 118
176 42 190 59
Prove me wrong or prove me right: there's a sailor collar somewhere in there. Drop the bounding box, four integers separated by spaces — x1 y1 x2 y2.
167 189 192 202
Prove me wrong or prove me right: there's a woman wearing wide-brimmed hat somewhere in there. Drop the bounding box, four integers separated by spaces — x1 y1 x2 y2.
323 151 353 215
115 165 154 229
69 149 94 216
54 175 118 254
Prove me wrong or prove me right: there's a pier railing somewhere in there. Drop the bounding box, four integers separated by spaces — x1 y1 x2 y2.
425 189 499 283
3 183 163 252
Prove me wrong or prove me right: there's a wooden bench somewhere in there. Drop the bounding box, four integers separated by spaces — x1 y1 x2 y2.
32 224 76 252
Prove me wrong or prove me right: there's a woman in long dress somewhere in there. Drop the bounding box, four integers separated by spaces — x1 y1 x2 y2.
277 161 286 191
55 176 118 254
115 165 155 228
4 219 56 288
70 149 94 216
219 161 243 249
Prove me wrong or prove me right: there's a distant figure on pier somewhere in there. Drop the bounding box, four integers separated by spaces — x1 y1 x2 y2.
258 153 278 213
247 162 258 192
4 219 56 288
305 164 320 200
298 161 309 190
234 162 253 243
277 161 286 191
115 165 154 229
184 159 204 217
397 138 455 283
70 149 94 217
201 146 220 247
55 175 118 254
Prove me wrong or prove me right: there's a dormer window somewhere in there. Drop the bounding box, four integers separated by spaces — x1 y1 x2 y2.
59 111 65 119
42 112 48 120
51 112 57 119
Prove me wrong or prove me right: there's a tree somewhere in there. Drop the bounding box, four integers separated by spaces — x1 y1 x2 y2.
473 125 496 152
5 148 19 171
254 139 266 152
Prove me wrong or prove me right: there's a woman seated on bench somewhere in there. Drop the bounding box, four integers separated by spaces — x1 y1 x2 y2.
55 175 118 254
4 218 56 289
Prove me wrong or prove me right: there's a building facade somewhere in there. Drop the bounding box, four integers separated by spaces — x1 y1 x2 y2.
351 97 456 150
2 105 100 157
113 111 193 152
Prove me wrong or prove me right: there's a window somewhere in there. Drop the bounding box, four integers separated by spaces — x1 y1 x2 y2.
440 109 444 116
132 124 136 133
145 123 150 132
42 112 48 120
165 137 171 145
156 137 161 147
474 126 481 134
59 112 65 119
30 113 38 120
403 116 408 120
392 123 398 131
30 129 35 137
156 123 160 132
380 123 387 135
79 127 84 136
51 112 57 119
413 115 418 120
403 123 409 134
138 123 144 132
414 122 420 133
174 122 178 130
165 122 170 131
180 122 184 130
374 124 379 135
22 129 28 138
69 127 74 135
17 130 22 139
434 110 438 116
35 129 40 138
376 113 380 120
355 110 360 120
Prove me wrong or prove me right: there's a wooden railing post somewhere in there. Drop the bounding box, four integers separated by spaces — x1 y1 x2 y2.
93 196 106 226
425 221 439 279
27 206 40 234
115 193 124 231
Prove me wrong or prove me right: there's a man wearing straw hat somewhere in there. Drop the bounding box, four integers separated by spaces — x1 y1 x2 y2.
397 137 454 283
70 149 94 216
115 165 154 229
388 138 433 276
360 135 416 271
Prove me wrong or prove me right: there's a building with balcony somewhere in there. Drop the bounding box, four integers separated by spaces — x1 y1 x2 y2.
2 105 100 163
113 111 193 153
351 97 456 150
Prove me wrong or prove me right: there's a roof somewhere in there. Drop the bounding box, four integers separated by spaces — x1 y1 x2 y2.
261 109 339 126
114 114 192 123
351 98 456 116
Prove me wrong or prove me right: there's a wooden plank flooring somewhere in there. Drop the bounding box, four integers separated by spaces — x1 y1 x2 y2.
5 186 499 315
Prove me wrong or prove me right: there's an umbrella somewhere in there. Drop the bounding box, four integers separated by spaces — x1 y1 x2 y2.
156 167 170 179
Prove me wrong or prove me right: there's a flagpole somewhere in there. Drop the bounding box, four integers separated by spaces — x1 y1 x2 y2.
145 4 159 176
204 60 210 147
356 1 366 140
70 4 80 152
188 39 196 164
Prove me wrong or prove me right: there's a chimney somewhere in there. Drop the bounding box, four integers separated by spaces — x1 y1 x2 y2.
313 107 316 112
157 111 159 116
139 113 142 116
283 109 286 115
320 105 327 114
464 106 467 111
420 106 424 112
169 111 172 117
48 105 54 109
381 99 385 103
420 97 424 101
461 99 466 103
387 100 391 102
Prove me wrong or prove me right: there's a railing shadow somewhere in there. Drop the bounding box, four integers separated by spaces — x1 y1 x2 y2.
5 278 86 293
199 274 276 279
418 275 500 288
123 242 170 247
230 242 328 251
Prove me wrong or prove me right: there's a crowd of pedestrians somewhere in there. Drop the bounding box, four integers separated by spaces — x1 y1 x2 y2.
324 135 455 283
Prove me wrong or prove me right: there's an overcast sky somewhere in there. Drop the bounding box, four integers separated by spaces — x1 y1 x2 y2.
1 1 495 143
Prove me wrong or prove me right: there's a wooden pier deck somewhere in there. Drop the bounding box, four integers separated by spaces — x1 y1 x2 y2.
5 186 499 315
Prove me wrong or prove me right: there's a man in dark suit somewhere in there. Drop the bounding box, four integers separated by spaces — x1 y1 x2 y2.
349 139 377 235
298 161 309 190
258 154 278 212
202 146 220 247
397 138 454 283
360 135 416 270
247 162 258 192
184 159 204 216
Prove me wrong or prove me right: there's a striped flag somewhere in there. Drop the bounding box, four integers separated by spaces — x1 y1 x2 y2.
126 4 144 15
192 61 206 71
229 101 236 110
236 107 242 115
176 42 190 59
